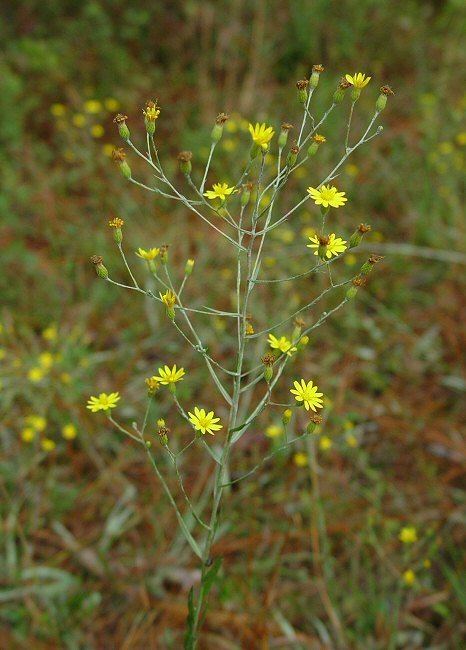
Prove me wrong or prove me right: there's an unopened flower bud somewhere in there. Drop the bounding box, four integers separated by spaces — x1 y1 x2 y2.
185 259 195 276
278 123 293 149
292 317 305 341
211 112 229 143
346 276 366 299
286 144 299 167
282 409 292 426
143 100 161 135
113 114 130 140
307 133 326 156
112 148 131 179
310 64 324 88
317 235 329 260
306 414 323 434
376 85 394 112
349 223 371 248
298 335 309 348
159 244 169 265
90 255 108 279
296 80 309 105
360 254 383 276
241 182 253 207
261 353 275 384
157 422 170 446
145 376 160 396
177 151 193 176
157 419 165 427
333 78 351 104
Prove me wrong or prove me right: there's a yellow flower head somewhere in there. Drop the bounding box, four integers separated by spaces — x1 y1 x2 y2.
293 452 308 467
265 424 282 438
26 415 47 432
188 406 223 436
84 99 102 114
313 134 326 144
136 247 160 260
143 100 161 122
399 526 418 544
38 352 54 369
62 423 77 440
268 334 297 356
345 73 371 89
203 182 237 202
159 289 177 309
41 438 56 452
91 124 104 138
307 185 348 209
42 324 57 341
155 364 185 385
86 392 120 413
290 379 324 412
402 569 416 586
248 123 275 150
145 376 161 395
108 217 124 229
307 233 347 258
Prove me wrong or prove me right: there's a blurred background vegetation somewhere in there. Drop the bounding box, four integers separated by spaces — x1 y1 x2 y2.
1 0 465 647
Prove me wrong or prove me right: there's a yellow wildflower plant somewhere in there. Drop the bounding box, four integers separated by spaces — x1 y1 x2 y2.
38 352 54 369
87 392 120 413
28 367 45 383
136 247 160 260
268 334 297 356
188 407 223 436
319 435 333 451
307 233 347 258
159 290 176 308
42 324 58 341
399 526 418 544
203 182 237 202
26 415 47 432
290 379 324 412
84 99 102 114
293 452 308 467
345 72 371 89
41 438 56 452
143 100 161 122
155 364 185 385
402 569 416 586
307 185 348 209
21 428 36 442
265 424 282 438
248 122 275 150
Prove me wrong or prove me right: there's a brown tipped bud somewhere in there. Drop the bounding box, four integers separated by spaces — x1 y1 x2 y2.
113 114 130 140
159 244 169 264
157 424 170 446
112 148 126 163
349 223 371 248
310 64 324 88
282 409 292 425
177 150 193 175
261 353 275 367
112 148 131 179
380 85 394 96
286 144 300 167
360 255 383 276
306 414 323 434
352 276 366 287
216 112 229 125
90 255 103 265
211 113 229 142
90 255 108 279
278 123 293 149
296 79 309 105
241 182 253 207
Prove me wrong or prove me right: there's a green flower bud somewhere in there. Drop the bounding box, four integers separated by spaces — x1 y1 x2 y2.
90 255 108 280
159 245 169 265
351 87 361 102
278 123 293 149
177 151 193 176
376 85 394 112
306 415 322 434
113 114 130 140
241 183 253 207
333 78 352 104
307 134 326 157
309 64 324 88
250 142 261 159
211 112 229 143
286 145 299 167
296 80 309 105
360 254 383 276
346 286 358 300
349 223 371 248
185 259 195 276
120 160 131 179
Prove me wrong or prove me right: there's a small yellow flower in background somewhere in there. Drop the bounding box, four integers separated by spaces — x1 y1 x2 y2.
248 123 275 150
50 103 66 117
307 233 347 258
72 113 86 127
87 392 120 413
41 438 56 452
423 559 432 569
345 253 357 267
290 379 324 412
26 415 47 431
104 98 120 111
159 290 177 309
42 324 57 341
222 139 237 152
345 73 371 89
136 247 160 260
345 163 359 177
203 182 237 202
268 334 297 356
188 407 223 436
102 143 115 157
307 185 348 209
0 348 5 361
156 364 185 385
91 124 105 138
21 428 36 442
28 367 45 383
38 352 54 369
345 433 358 448
265 424 282 438
60 372 72 384
84 99 102 114
62 424 77 440
319 435 333 451
402 569 416 586
456 132 466 146
293 452 308 467
399 526 418 544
